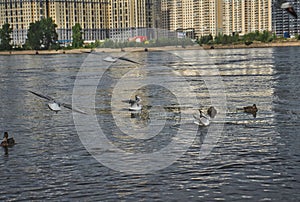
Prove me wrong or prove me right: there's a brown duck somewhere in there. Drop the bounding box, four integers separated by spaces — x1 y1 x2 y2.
243 104 258 116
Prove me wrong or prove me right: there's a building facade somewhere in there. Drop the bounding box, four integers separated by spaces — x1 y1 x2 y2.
0 0 158 45
1 0 300 46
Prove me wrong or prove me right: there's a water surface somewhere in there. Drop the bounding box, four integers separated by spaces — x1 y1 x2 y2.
0 47 299 201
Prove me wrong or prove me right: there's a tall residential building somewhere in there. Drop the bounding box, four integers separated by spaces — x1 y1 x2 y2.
0 0 158 45
166 0 195 37
109 0 158 41
222 0 272 36
0 0 111 45
0 0 47 45
54 0 110 42
1 0 299 46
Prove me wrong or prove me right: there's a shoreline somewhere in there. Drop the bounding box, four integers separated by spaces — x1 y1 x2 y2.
1 41 300 55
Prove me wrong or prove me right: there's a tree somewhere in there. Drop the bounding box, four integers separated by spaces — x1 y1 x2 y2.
72 23 83 48
0 23 13 50
27 21 43 50
26 17 58 50
41 17 58 49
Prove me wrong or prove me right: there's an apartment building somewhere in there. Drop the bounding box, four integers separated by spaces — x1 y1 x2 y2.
0 0 111 45
54 0 110 43
1 0 299 46
166 0 195 37
0 0 158 45
0 0 46 45
221 0 271 36
160 0 272 38
109 0 149 41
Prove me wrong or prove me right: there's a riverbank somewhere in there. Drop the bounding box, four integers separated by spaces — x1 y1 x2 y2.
202 41 300 50
1 41 300 55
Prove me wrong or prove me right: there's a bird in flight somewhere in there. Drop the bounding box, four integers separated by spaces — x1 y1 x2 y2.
29 90 87 114
103 56 141 64
279 1 298 18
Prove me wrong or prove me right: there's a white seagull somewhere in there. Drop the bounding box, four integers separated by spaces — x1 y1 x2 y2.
29 90 87 114
128 95 142 111
103 56 141 64
194 110 210 126
194 107 217 126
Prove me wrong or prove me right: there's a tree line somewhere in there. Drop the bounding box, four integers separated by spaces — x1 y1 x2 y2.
0 17 83 51
196 30 297 46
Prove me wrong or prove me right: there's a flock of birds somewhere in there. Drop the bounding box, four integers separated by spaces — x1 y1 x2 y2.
27 48 261 128
28 87 258 127
126 94 258 127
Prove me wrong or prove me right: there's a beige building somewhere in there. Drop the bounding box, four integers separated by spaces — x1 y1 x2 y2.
164 0 195 37
0 0 158 45
0 0 273 46
160 0 272 38
108 0 148 41
0 0 46 45
222 0 272 36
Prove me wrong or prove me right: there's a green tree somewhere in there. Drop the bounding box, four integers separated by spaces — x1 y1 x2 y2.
0 23 13 50
72 23 83 48
41 17 58 49
26 17 58 50
27 21 43 49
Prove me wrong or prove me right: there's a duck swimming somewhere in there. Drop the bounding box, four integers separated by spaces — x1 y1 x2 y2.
1 132 15 147
29 90 87 114
243 104 258 113
207 106 217 119
243 104 258 117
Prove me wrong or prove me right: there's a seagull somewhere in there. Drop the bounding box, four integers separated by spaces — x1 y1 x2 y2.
243 104 258 117
103 56 141 64
128 95 142 111
29 90 87 114
194 110 210 126
279 1 298 18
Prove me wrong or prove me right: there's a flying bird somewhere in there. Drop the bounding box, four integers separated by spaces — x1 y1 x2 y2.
103 56 141 64
29 90 87 114
279 1 298 18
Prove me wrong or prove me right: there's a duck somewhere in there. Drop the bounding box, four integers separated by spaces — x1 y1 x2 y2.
1 132 15 147
29 90 87 114
243 104 258 113
279 1 298 18
243 104 258 117
207 106 217 119
128 95 142 111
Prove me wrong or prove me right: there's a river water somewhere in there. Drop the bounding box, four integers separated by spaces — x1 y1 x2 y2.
0 47 299 201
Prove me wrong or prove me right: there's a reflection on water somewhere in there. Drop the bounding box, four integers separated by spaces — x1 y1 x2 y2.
0 47 299 200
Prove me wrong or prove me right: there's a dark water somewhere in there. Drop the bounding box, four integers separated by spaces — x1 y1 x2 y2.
0 47 299 201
